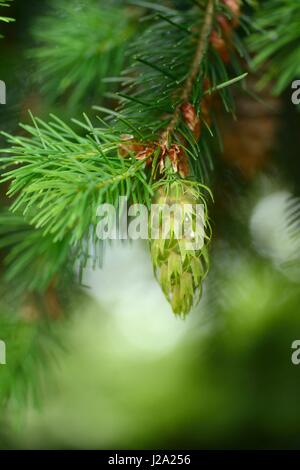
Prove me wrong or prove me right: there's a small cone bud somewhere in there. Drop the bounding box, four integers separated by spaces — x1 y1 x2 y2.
149 180 212 317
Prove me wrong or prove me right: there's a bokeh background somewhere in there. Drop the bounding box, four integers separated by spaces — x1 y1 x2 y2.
1 0 300 450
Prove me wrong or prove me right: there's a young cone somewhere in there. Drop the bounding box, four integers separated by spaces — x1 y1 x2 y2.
149 179 212 317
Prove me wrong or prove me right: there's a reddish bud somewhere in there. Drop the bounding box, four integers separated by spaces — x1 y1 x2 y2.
210 30 230 63
217 15 232 35
222 0 240 27
168 144 189 178
119 135 154 165
181 102 201 140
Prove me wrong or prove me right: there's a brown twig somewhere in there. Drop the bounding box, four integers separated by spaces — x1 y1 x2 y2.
161 0 215 146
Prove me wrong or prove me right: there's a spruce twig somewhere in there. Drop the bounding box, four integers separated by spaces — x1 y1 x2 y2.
161 0 215 145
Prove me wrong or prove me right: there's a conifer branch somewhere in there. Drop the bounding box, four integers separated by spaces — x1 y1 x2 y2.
0 0 249 315
248 0 300 94
162 0 215 145
28 0 138 110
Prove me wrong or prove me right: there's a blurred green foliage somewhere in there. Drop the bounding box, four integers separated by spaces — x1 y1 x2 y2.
2 247 300 450
28 0 138 112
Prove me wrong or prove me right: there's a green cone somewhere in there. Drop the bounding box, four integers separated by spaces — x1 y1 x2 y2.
149 179 212 317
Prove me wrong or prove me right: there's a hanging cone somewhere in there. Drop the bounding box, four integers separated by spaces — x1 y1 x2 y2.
149 179 212 317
